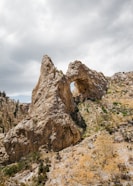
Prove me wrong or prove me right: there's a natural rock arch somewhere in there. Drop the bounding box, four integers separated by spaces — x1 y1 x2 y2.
3 55 108 163
66 61 108 101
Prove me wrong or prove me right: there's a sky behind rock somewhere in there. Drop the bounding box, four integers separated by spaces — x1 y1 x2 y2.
0 0 133 102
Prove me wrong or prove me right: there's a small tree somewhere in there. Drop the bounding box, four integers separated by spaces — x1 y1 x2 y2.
2 91 6 97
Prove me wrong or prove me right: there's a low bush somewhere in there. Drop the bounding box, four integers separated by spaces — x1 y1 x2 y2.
3 164 20 176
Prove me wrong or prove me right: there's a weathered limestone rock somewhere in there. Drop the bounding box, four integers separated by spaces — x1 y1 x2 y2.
0 95 29 133
30 55 75 116
0 134 9 165
4 56 83 162
66 61 108 100
3 55 107 163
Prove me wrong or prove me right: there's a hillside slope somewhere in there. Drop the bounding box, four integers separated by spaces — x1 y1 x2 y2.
45 71 133 186
0 59 132 186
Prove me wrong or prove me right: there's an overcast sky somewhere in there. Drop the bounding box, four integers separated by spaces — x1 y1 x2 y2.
0 0 133 102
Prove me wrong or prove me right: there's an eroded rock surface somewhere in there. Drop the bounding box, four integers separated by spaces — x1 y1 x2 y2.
67 61 108 100
3 55 107 163
0 64 132 185
45 131 133 186
0 94 29 133
0 134 9 165
3 56 81 162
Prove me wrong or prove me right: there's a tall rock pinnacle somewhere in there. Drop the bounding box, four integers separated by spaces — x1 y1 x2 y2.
4 56 82 162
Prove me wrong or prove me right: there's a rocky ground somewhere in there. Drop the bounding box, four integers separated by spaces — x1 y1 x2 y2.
0 57 132 186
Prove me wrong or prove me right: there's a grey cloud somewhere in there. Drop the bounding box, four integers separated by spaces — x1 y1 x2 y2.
0 0 133 101
0 61 35 94
47 0 101 17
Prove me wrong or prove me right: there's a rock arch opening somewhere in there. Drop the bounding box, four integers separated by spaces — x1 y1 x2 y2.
70 82 77 97
67 61 108 101
70 79 91 103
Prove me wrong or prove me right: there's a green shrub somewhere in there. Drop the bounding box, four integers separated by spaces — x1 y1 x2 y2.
3 161 28 177
36 159 51 186
101 106 108 113
122 110 128 116
113 102 120 106
3 152 40 177
3 164 19 176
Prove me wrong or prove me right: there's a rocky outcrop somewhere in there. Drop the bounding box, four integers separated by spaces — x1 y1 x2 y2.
3 56 80 162
0 94 29 133
3 55 108 163
0 59 133 185
0 134 9 165
45 70 133 186
67 61 108 100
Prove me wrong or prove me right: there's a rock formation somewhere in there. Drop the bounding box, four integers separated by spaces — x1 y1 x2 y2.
0 94 29 133
67 61 108 100
0 134 9 165
0 60 132 185
45 71 133 186
3 55 108 163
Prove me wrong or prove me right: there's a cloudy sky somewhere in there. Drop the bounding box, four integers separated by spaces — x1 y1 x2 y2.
0 0 133 102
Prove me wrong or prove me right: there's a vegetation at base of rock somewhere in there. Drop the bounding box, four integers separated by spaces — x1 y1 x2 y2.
35 160 50 186
79 91 133 137
0 151 52 186
2 152 40 177
27 158 51 186
3 164 22 176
